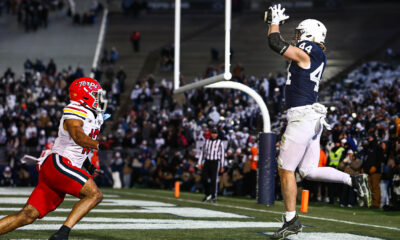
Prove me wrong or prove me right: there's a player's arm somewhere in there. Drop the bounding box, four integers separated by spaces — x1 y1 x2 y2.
64 119 99 149
266 5 310 68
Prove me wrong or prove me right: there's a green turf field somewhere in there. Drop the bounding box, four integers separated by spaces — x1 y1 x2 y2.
0 187 399 239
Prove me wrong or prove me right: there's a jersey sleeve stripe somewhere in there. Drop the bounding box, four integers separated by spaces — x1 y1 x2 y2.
64 113 86 120
65 106 87 114
64 109 87 117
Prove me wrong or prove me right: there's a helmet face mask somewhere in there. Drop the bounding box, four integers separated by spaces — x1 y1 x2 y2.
96 89 108 113
69 77 108 113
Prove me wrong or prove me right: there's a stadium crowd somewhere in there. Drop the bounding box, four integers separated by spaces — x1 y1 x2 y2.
0 58 399 210
0 0 104 31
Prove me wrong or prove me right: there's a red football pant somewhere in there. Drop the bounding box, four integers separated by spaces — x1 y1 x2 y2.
27 154 91 218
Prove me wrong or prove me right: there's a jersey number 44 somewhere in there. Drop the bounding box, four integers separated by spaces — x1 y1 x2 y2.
286 42 325 92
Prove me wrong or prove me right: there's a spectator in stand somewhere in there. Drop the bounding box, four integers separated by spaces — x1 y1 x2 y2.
362 135 384 208
327 140 345 204
339 150 361 207
154 133 165 152
111 77 121 105
160 45 174 71
109 47 118 64
386 157 400 211
111 152 124 189
317 147 329 202
122 157 133 188
0 166 14 186
130 31 141 52
116 66 127 92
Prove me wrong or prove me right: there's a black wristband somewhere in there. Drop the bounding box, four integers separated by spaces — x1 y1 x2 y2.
268 32 290 55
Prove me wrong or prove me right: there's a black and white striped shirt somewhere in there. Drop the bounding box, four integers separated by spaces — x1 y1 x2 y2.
198 138 225 168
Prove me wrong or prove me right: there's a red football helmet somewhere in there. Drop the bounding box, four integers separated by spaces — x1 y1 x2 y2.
69 77 108 113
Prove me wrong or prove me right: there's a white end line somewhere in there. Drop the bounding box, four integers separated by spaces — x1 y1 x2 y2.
104 190 400 232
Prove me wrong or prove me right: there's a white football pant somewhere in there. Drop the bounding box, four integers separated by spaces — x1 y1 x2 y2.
277 103 351 186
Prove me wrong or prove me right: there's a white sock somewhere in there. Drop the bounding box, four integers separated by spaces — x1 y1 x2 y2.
285 211 296 222
305 167 352 186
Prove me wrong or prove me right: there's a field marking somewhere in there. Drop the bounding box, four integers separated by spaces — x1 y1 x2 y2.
105 190 400 232
0 197 174 207
261 232 384 240
0 206 248 218
0 187 119 198
17 221 280 230
0 215 262 225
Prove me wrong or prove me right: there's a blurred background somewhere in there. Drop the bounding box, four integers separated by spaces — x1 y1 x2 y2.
0 0 399 210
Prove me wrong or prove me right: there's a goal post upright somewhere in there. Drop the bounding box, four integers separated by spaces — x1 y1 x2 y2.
173 0 276 206
174 0 181 91
224 0 232 80
173 0 231 93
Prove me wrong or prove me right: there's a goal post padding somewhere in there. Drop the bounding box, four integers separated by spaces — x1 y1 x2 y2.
257 132 277 206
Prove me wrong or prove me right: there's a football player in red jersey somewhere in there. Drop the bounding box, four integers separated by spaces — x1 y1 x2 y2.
0 77 107 239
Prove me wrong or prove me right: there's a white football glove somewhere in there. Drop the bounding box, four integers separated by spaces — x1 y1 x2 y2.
269 4 289 25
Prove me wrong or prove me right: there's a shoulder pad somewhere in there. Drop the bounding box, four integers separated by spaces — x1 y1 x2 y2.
63 104 88 120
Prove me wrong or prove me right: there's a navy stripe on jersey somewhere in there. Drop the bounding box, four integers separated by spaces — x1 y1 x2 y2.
64 113 86 121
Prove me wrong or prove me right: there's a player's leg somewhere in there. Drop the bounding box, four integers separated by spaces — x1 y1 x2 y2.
63 178 103 228
300 131 351 184
301 132 371 206
277 125 309 214
44 154 100 239
201 161 212 202
49 178 102 240
271 118 317 240
1 154 65 235
209 161 219 202
278 169 297 212
271 133 308 239
0 204 39 235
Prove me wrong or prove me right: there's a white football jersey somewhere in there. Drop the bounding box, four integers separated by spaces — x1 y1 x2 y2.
52 101 103 168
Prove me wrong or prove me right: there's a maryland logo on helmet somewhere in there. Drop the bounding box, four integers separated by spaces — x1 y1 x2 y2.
68 77 108 113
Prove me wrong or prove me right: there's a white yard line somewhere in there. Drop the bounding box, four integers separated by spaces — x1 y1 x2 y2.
17 221 280 230
105 190 400 232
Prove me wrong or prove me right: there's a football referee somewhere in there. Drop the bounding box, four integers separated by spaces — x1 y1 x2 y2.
198 127 225 203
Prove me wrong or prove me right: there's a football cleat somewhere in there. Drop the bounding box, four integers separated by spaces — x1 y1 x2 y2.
49 230 69 240
270 214 303 240
202 195 212 202
351 174 372 207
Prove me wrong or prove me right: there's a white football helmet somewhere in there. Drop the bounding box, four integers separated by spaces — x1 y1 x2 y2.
295 19 327 46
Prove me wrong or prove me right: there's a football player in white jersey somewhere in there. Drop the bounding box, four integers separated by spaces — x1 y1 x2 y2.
265 4 371 240
0 77 108 240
